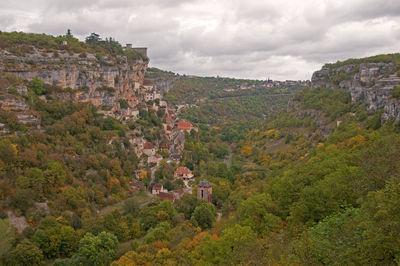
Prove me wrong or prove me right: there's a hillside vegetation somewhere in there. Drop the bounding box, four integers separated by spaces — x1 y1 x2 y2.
323 52 400 70
0 31 147 62
111 84 400 265
153 68 305 125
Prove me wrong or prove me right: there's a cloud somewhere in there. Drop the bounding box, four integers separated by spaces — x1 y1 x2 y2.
1 0 400 80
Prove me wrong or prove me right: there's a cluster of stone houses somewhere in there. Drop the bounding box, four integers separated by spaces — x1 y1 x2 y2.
130 164 207 203
96 77 164 122
128 118 190 168
221 79 310 92
142 166 212 203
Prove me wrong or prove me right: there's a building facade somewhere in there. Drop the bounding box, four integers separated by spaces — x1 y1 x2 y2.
197 180 212 203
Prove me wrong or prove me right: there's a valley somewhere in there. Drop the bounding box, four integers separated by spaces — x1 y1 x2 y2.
0 31 400 265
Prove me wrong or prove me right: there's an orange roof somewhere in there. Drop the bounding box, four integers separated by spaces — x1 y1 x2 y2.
152 183 162 190
178 121 191 131
157 192 175 201
166 117 173 122
175 166 192 175
144 142 153 149
130 182 145 188
128 97 138 102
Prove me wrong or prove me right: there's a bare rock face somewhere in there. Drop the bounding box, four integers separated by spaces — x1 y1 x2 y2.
383 99 400 123
0 49 148 112
311 62 400 123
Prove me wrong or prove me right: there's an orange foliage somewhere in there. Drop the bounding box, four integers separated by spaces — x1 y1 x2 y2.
107 177 120 191
240 145 252 157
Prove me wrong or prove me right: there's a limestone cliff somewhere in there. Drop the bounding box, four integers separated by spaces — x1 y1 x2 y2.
311 57 400 123
0 47 149 114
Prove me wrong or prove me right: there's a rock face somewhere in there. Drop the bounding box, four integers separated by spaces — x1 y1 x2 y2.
0 48 148 114
312 62 400 123
151 76 175 92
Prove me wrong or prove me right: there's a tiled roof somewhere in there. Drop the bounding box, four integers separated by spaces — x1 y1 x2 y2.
144 142 153 149
175 166 191 175
178 121 191 130
152 183 163 190
198 179 212 187
157 192 174 201
130 182 145 188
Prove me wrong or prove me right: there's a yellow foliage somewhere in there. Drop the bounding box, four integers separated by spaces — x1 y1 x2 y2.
346 134 366 147
157 210 169 222
152 240 166 250
140 170 147 179
10 143 18 153
240 145 252 156
156 248 172 260
111 251 154 266
258 153 272 166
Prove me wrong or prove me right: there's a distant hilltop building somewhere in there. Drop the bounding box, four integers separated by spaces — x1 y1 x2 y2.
197 180 212 203
124 43 147 57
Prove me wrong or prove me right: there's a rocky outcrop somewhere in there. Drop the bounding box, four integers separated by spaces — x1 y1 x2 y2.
0 47 162 125
287 98 334 138
152 77 175 92
382 98 400 122
312 61 400 123
0 48 148 112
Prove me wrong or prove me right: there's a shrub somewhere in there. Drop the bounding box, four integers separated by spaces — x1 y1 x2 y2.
29 77 46 95
119 99 129 109
392 86 400 98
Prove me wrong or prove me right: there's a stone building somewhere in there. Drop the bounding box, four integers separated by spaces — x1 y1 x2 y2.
174 166 194 180
197 180 212 203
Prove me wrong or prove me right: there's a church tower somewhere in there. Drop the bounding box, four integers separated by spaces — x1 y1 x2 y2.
197 180 212 203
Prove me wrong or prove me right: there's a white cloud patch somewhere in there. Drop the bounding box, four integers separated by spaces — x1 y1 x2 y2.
1 0 400 80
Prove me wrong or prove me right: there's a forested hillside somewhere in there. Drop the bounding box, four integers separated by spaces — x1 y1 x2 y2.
111 80 400 265
149 68 306 125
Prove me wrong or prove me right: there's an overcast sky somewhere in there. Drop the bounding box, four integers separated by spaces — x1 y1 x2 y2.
1 0 400 80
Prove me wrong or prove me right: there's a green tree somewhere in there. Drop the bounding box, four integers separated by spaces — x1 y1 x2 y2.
392 86 400 98
122 198 139 216
219 224 258 265
191 202 217 230
238 193 281 235
174 194 201 219
44 161 67 190
59 225 79 257
29 77 46 95
11 188 34 215
78 231 118 266
7 239 43 266
294 208 364 265
27 168 46 201
359 178 400 264
0 139 17 165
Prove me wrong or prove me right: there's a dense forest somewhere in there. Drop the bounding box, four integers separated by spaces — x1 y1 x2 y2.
1 33 400 266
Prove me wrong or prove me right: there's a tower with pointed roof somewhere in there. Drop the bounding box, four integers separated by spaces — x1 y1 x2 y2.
197 180 212 203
